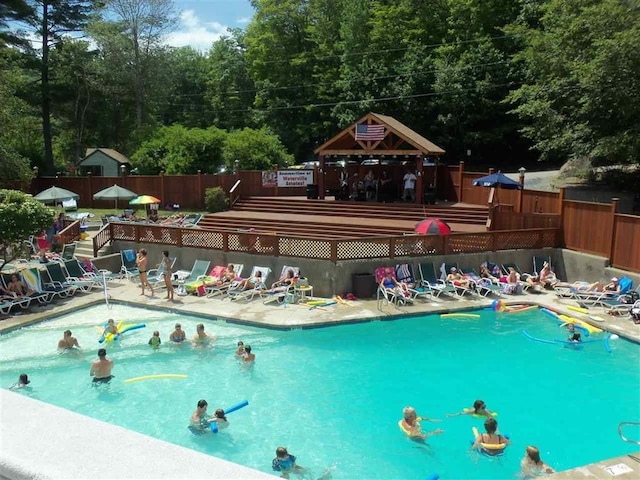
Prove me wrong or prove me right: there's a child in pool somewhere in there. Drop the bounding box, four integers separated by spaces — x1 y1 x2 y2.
235 341 245 356
148 331 161 348
446 399 494 418
272 447 304 479
211 409 229 430
521 445 555 478
9 373 30 389
566 323 581 342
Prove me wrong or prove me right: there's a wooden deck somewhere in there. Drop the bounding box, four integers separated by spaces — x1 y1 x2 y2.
198 197 488 239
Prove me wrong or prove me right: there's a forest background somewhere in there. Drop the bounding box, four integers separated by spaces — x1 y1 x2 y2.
1 0 639 190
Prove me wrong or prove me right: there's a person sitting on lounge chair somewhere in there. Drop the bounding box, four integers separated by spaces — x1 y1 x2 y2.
272 269 296 289
539 262 558 289
479 265 499 283
501 267 523 295
379 271 410 298
520 273 543 291
446 267 472 288
234 270 263 291
586 277 621 293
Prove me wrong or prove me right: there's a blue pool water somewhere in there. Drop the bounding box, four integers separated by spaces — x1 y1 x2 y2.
1 304 639 479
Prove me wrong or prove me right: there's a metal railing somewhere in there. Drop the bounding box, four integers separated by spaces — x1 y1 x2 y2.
618 422 640 445
229 180 241 208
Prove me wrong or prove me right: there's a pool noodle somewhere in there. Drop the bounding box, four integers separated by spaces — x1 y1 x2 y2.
125 374 188 383
540 308 559 319
211 400 249 433
440 313 480 318
523 330 606 348
567 305 589 314
425 475 439 480
522 330 559 345
98 320 124 343
119 323 146 335
603 334 612 353
504 305 537 313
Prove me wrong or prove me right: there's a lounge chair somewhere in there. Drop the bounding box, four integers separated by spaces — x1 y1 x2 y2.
501 263 524 276
146 256 177 289
119 249 139 280
62 259 102 290
80 259 121 284
418 263 457 299
439 263 477 298
575 278 635 308
395 264 430 301
466 269 502 297
533 255 552 276
21 268 70 302
60 243 77 262
205 264 245 297
375 266 414 306
173 259 211 288
227 266 271 302
44 262 86 293
0 274 36 310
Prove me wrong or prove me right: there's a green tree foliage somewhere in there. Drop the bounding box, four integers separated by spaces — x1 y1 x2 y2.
30 0 95 174
0 0 34 47
0 189 54 270
508 0 640 164
222 127 293 170
206 32 255 131
0 145 34 188
130 125 227 174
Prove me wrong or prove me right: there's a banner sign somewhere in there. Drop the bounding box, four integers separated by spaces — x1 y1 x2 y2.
261 171 277 187
277 170 313 187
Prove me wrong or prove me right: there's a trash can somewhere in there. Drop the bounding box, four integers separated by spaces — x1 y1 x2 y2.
423 187 437 205
352 273 377 299
306 184 319 199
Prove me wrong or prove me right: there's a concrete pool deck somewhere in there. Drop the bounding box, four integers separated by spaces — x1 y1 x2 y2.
1 279 639 480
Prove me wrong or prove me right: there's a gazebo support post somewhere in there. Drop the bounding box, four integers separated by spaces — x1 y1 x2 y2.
318 154 325 200
416 154 423 204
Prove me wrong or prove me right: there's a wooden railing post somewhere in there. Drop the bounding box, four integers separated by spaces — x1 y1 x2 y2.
318 154 325 200
197 170 203 209
88 172 93 208
330 240 337 262
389 237 396 259
609 198 619 261
160 170 165 206
458 161 464 202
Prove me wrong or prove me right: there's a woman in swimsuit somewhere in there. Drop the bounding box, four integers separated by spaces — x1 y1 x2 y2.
161 250 174 301
470 418 511 455
521 445 555 478
446 399 494 418
170 323 186 343
136 249 154 297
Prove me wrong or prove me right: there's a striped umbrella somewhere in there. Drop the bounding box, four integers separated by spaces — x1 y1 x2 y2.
129 195 161 205
414 218 452 235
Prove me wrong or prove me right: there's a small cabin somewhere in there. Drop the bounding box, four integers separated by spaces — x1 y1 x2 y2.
77 148 130 176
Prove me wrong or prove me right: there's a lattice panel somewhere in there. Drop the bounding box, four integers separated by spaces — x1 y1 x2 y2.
278 238 331 259
494 231 543 250
138 226 177 244
337 239 389 260
393 236 443 257
446 234 492 253
112 223 136 241
228 233 252 252
182 230 223 249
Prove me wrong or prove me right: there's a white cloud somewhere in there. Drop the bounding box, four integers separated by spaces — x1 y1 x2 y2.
165 10 229 51
237 16 251 25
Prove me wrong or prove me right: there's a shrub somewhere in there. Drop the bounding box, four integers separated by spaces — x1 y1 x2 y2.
204 187 228 213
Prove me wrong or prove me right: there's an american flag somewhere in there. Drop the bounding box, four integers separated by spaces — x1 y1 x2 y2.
355 123 385 141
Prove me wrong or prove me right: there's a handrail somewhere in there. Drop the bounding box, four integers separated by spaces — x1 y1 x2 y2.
92 223 112 258
58 220 81 246
229 179 241 208
618 422 640 446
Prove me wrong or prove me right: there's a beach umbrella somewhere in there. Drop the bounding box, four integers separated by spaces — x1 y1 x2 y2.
93 184 138 210
472 171 523 190
415 218 452 235
33 186 80 204
129 195 161 205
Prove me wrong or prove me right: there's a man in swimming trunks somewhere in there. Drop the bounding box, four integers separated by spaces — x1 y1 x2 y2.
170 323 186 343
90 348 114 383
242 345 255 363
190 399 216 432
191 323 216 347
399 406 444 443
58 330 81 350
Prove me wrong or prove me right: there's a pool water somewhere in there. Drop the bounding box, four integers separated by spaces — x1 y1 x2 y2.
1 305 639 479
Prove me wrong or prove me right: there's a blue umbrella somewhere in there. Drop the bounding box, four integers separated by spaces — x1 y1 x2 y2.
472 171 523 190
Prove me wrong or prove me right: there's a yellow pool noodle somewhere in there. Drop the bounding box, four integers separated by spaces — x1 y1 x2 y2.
567 305 589 315
125 374 188 384
441 313 481 318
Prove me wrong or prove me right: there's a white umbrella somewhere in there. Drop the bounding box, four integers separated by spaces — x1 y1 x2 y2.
93 184 138 210
33 186 80 204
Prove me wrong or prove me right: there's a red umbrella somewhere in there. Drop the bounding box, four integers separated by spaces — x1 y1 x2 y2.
415 218 452 235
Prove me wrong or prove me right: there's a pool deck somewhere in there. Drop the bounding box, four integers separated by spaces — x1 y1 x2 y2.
1 280 639 479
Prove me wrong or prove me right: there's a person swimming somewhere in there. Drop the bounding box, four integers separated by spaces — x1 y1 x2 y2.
446 399 494 418
170 323 186 343
9 373 30 389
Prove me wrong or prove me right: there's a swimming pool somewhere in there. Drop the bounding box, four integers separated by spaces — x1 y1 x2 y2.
1 304 639 479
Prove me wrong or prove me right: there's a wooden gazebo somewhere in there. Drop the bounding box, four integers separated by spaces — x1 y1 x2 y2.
313 112 445 203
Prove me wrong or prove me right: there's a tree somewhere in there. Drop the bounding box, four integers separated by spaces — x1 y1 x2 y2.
101 0 178 129
0 145 34 188
130 125 227 174
222 127 293 170
0 0 34 48
0 189 54 271
507 0 640 165
30 0 95 174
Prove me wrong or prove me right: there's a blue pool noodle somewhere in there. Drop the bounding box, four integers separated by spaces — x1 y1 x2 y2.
425 474 439 480
119 323 146 335
211 400 249 433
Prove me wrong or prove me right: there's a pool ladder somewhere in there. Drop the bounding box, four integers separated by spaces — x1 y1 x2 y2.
618 422 640 446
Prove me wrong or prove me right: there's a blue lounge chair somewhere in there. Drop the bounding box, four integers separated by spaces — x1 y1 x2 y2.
418 263 456 299
120 249 140 280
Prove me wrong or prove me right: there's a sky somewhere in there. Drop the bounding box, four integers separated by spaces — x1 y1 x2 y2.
166 0 255 51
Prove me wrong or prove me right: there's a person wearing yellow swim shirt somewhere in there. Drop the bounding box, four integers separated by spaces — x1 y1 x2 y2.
399 406 443 443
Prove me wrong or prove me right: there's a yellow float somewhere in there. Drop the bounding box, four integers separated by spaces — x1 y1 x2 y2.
125 374 188 384
558 315 603 334
441 313 481 319
472 426 508 454
567 305 589 315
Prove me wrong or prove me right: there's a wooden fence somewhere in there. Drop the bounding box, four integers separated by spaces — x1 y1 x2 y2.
94 221 561 261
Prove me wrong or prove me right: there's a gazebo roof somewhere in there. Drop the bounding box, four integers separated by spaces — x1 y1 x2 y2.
314 112 445 156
